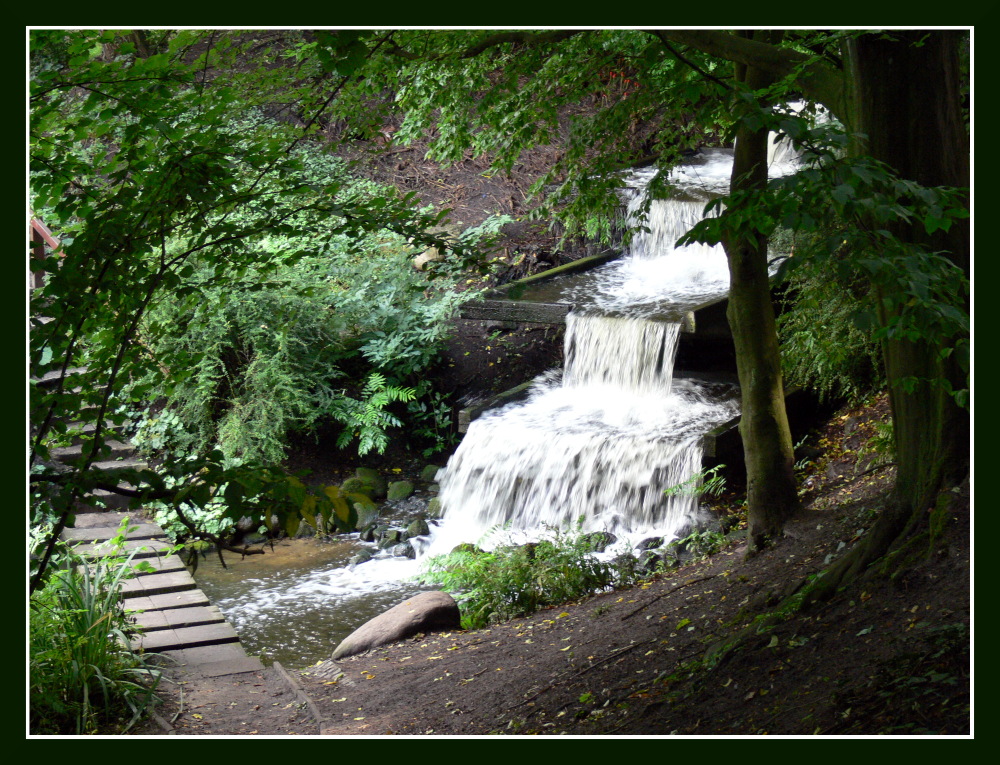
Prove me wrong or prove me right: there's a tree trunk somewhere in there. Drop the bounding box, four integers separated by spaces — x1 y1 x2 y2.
807 31 970 598
724 32 800 553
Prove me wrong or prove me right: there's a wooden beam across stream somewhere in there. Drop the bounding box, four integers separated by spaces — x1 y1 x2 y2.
60 511 264 677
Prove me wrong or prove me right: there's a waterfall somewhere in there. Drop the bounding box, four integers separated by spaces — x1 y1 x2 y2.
425 130 812 555
427 313 739 555
563 314 679 394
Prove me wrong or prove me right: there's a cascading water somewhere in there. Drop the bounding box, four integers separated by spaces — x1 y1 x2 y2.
427 128 805 555
194 122 811 666
426 314 739 555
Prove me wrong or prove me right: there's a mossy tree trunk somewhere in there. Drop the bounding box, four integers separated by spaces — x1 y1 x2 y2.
808 31 970 597
724 32 800 553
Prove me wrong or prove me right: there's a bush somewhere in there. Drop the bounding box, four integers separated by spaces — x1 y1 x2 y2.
416 525 639 629
777 234 885 403
29 521 163 734
131 177 471 465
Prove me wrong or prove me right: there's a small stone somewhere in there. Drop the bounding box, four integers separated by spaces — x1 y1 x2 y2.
386 480 415 501
420 465 442 482
426 497 443 519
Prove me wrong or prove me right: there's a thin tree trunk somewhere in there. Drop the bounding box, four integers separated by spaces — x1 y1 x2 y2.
724 32 799 553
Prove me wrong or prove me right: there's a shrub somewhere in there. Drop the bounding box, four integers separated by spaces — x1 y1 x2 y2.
131 191 470 465
416 524 638 629
777 234 886 403
29 521 163 734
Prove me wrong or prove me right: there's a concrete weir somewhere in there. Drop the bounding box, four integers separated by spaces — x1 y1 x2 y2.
460 249 732 340
457 253 738 439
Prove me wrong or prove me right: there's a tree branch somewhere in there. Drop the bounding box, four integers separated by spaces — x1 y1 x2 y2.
654 30 848 121
388 30 584 61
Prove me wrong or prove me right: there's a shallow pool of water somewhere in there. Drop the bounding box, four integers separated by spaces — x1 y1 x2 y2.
193 535 438 669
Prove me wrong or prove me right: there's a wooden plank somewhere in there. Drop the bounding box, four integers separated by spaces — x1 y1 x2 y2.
159 644 259 672
129 555 187 576
120 570 197 598
495 249 620 289
74 538 175 559
134 605 226 632
70 511 136 529
132 622 240 652
62 523 164 543
51 439 134 462
460 299 572 324
128 589 211 611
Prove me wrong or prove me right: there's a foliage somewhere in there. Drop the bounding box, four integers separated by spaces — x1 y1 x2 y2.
405 383 458 458
663 464 727 499
669 528 727 560
329 373 416 456
417 524 639 629
777 235 886 403
855 417 895 474
682 112 969 409
129 175 466 465
28 30 480 589
29 520 162 734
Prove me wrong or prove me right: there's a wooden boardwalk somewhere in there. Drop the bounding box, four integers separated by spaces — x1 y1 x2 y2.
62 512 264 677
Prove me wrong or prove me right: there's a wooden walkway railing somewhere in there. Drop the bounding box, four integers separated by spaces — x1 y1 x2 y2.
30 216 62 290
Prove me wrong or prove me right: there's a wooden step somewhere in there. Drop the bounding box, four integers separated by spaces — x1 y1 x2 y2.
55 509 259 673
121 570 198 598
127 589 211 612
51 439 134 463
59 420 129 446
62 522 165 543
74 537 176 559
133 605 227 633
132 621 240 652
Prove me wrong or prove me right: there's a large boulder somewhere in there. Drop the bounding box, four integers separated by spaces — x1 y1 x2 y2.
332 591 461 660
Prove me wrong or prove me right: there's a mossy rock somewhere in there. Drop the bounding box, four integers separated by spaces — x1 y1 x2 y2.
353 468 388 499
349 549 375 566
377 529 404 549
352 500 380 532
451 542 482 555
581 531 617 553
390 542 416 559
426 497 443 519
403 518 430 540
386 480 415 501
341 476 377 499
420 465 442 482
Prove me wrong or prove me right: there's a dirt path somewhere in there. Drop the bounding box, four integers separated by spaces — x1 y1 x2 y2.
129 396 970 736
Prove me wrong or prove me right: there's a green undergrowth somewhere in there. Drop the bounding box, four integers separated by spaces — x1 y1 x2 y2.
29 520 164 735
416 524 642 629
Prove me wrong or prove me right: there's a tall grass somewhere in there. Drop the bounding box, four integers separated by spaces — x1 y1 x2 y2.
29 521 163 734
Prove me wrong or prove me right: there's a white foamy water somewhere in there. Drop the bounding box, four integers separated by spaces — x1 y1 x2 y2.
198 118 819 667
426 314 739 556
425 128 813 553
